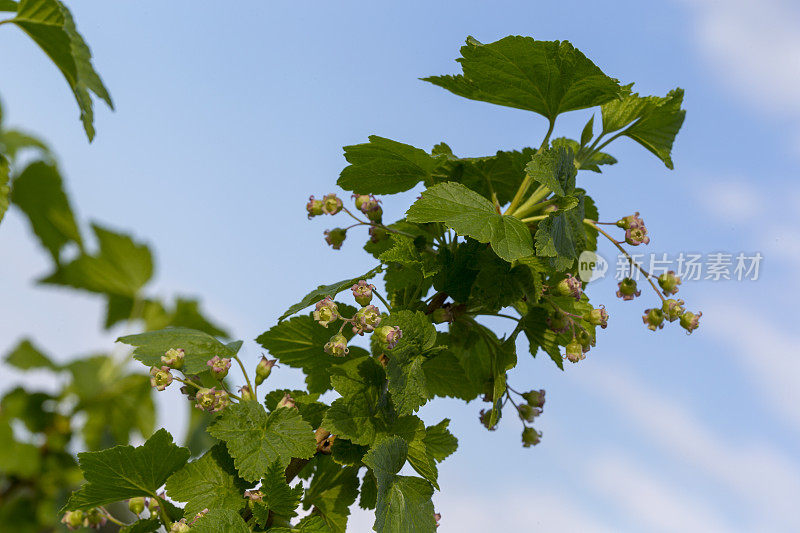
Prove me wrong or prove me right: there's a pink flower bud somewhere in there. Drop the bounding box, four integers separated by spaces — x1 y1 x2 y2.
150 366 173 391
306 195 325 219
374 325 402 349
679 311 702 334
322 193 343 215
616 278 641 300
642 308 665 331
207 356 231 379
657 270 681 295
161 348 185 370
351 280 375 306
352 305 382 335
313 296 339 327
324 334 349 357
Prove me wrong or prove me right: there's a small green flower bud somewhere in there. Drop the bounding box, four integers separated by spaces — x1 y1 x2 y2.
324 334 349 357
162 348 185 370
565 339 585 363
351 280 375 306
657 270 682 295
313 296 339 327
213 389 230 412
324 228 347 249
679 311 702 334
662 298 685 322
546 312 570 333
84 508 107 529
169 519 191 533
244 489 263 502
431 307 452 324
625 224 650 246
353 305 382 335
369 226 387 243
586 305 609 328
374 325 403 349
206 355 231 380
128 497 146 515
521 389 545 409
150 366 174 391
642 308 665 331
277 393 296 410
255 356 277 386
576 329 595 351
195 387 218 412
616 212 644 230
238 385 255 401
61 510 85 530
518 404 536 423
616 278 641 301
322 193 343 215
556 273 582 300
306 195 324 218
521 427 541 448
366 205 383 223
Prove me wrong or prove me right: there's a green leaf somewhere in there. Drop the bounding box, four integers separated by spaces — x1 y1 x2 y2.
118 327 238 374
270 515 333 533
10 0 113 140
0 155 8 225
118 518 161 533
601 88 686 169
207 401 316 483
337 136 441 194
10 161 82 263
40 223 152 296
381 311 437 415
580 115 594 146
406 181 533 262
423 36 621 121
449 148 537 205
552 137 617 173
362 437 436 533
277 266 382 321
0 1 18 12
322 357 389 445
421 350 481 401
256 311 368 394
534 194 590 271
64 429 189 511
165 444 248 518
423 419 458 462
521 306 564 369
4 338 57 370
0 421 41 478
259 459 304 517
525 146 576 197
303 456 359 533
378 234 439 278
0 129 52 163
189 508 250 533
359 470 378 510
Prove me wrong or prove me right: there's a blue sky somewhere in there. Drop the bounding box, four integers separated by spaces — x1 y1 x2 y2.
2 0 800 531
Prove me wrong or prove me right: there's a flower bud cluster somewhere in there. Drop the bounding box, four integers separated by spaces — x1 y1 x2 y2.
311 280 404 358
61 508 107 530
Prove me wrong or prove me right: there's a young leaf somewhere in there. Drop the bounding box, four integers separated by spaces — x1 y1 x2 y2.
423 419 458 462
11 161 82 263
337 136 440 194
362 436 437 533
63 429 190 511
406 181 533 262
552 137 617 173
40 223 152 297
259 459 304 517
534 194 590 270
189 508 250 533
580 115 594 146
302 456 359 532
165 444 248 518
4 338 58 370
601 88 686 169
207 401 316 482
277 266 382 321
423 36 621 121
436 147 536 205
521 306 564 369
525 146 577 197
118 327 239 374
9 0 113 140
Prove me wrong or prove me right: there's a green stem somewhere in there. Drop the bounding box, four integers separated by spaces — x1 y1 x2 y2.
584 219 665 303
504 119 556 215
372 289 393 313
99 508 126 527
520 214 548 224
512 185 552 218
233 354 254 394
153 494 173 529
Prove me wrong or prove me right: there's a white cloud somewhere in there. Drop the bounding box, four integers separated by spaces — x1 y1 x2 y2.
679 0 800 113
576 364 800 530
695 179 765 223
587 453 733 533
